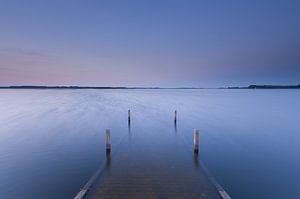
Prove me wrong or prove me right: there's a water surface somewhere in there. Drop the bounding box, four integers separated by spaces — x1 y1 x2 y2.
0 89 299 198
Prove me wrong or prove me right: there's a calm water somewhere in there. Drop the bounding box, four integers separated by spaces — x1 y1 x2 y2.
0 89 299 199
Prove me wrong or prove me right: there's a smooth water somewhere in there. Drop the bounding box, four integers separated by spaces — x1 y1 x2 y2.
0 89 299 199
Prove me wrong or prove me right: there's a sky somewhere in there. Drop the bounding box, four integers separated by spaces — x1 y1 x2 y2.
0 0 299 87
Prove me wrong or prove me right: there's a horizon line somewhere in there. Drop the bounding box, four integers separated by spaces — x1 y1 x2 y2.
0 84 300 90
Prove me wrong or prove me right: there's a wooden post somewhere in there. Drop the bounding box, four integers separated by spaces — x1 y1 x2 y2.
194 129 199 154
128 110 131 123
106 129 111 153
174 110 177 124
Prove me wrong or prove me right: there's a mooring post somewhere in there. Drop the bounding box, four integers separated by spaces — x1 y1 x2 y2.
174 110 177 124
106 129 111 153
194 129 199 154
128 110 131 123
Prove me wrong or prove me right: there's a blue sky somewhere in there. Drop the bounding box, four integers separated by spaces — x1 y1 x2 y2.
0 0 299 87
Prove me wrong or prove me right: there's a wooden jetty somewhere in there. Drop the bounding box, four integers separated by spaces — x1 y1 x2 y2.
75 111 230 199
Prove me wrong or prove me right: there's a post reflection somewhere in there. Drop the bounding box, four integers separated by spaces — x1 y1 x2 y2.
106 150 111 172
193 153 199 169
128 120 131 132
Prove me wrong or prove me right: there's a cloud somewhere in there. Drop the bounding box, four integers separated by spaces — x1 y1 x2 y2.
0 47 47 58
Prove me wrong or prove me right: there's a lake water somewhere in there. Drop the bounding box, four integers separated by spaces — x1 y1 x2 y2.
0 89 299 199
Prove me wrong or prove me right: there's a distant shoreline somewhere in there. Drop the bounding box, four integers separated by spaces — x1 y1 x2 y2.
226 84 300 89
0 85 299 89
